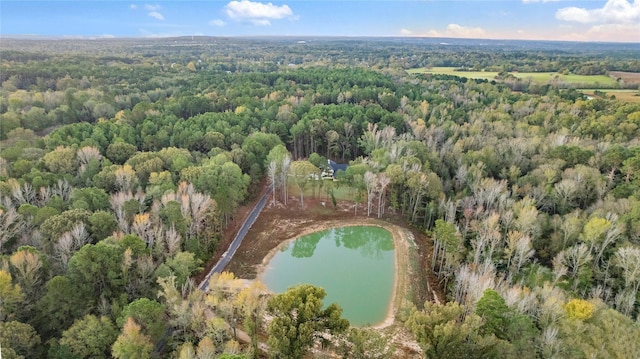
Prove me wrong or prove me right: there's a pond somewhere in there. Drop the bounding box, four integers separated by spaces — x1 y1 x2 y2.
261 226 395 326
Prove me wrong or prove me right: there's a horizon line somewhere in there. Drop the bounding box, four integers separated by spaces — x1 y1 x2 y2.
2 34 639 45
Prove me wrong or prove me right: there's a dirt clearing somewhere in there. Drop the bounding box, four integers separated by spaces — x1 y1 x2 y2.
218 193 443 358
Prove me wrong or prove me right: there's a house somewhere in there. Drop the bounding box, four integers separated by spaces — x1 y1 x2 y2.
326 159 348 179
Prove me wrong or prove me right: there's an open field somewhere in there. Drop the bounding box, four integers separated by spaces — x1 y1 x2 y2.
408 67 619 88
285 179 358 202
609 71 640 85
580 89 640 103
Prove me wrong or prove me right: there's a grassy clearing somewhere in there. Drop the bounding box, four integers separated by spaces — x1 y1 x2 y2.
580 89 640 103
408 67 618 88
287 180 356 202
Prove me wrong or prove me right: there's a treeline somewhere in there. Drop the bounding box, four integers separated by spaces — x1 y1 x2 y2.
3 37 640 81
1 40 640 358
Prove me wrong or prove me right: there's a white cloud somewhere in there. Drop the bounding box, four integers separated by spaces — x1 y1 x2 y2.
585 23 640 41
145 4 161 11
225 0 294 25
130 4 137 10
556 0 640 24
148 11 165 20
431 24 486 38
209 19 226 27
400 28 413 35
560 23 640 42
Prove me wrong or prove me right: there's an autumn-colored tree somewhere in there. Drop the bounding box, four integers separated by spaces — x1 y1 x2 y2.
564 298 595 320
0 270 23 321
112 317 154 359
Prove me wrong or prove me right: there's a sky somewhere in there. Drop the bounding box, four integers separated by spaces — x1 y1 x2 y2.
1 0 639 42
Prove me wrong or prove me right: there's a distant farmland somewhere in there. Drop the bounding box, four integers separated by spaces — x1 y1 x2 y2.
407 67 620 88
581 89 640 103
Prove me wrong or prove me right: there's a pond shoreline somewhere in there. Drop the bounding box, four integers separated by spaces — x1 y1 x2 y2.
253 219 411 329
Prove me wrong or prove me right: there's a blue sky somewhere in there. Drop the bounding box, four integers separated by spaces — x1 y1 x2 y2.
1 1 638 42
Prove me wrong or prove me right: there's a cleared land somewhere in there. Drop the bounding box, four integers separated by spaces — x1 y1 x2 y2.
609 71 640 85
225 194 436 358
581 89 640 103
407 66 619 87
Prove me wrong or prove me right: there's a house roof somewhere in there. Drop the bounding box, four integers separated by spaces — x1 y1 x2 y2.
328 159 348 174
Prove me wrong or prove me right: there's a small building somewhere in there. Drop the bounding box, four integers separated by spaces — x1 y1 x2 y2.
326 159 348 179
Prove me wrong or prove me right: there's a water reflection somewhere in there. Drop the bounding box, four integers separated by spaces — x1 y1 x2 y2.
289 226 393 259
291 233 322 258
263 226 395 326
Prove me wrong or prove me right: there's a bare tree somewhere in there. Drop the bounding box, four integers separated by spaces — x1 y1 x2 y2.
0 157 6 177
359 123 381 155
614 289 636 317
453 263 497 311
472 213 501 265
168 182 215 240
267 160 278 206
77 146 101 175
0 198 24 254
164 225 182 258
325 130 340 159
55 223 90 268
505 231 535 274
115 165 138 193
37 186 51 207
560 243 592 291
376 173 391 218
110 191 133 233
52 179 73 202
280 154 291 205
614 246 640 295
341 123 353 161
364 171 377 217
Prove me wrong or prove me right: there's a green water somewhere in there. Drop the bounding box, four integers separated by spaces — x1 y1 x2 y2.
261 226 395 326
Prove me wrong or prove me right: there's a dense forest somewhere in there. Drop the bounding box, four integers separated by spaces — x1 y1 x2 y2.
1 37 640 359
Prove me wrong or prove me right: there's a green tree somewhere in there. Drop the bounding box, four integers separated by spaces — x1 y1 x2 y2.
70 187 110 212
267 284 349 359
37 275 86 337
66 242 124 308
475 289 537 357
308 152 328 172
155 251 200 287
125 152 165 186
40 208 91 244
192 158 249 224
337 327 392 359
117 298 167 344
60 314 119 359
0 321 41 359
88 211 118 241
407 301 499 359
43 145 79 174
288 161 320 209
241 132 283 176
107 142 138 165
